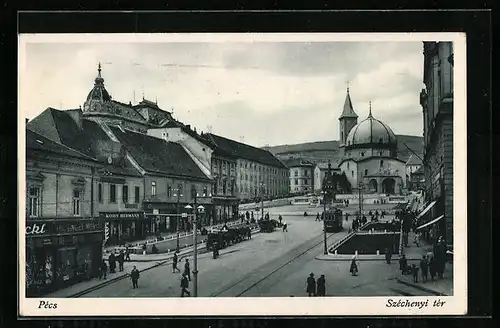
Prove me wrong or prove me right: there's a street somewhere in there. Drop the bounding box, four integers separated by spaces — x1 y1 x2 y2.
81 204 433 298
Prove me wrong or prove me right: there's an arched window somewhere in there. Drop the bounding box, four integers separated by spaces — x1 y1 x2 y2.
347 162 350 169
365 169 368 176
341 131 344 141
361 152 365 156
351 171 354 177
380 160 384 167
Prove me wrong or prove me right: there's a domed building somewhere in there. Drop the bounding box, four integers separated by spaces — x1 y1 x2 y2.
337 89 407 195
82 63 174 133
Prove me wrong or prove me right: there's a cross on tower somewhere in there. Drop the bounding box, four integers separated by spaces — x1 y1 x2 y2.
346 80 351 92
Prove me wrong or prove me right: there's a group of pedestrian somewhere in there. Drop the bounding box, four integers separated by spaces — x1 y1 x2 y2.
306 273 326 296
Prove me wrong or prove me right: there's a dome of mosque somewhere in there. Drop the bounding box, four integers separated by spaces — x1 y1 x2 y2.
345 110 397 150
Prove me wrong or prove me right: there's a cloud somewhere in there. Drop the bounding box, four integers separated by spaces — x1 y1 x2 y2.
20 39 425 147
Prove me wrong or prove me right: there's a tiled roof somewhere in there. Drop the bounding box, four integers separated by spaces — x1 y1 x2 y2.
205 133 287 168
27 108 111 159
406 154 423 166
109 126 211 181
26 129 96 161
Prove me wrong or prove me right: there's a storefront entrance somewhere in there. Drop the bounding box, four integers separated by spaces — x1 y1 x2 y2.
100 212 145 246
25 219 103 297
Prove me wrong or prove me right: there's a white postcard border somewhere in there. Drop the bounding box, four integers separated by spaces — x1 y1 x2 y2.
18 32 467 316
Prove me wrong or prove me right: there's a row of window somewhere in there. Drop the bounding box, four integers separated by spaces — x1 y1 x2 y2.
98 183 140 204
240 173 288 183
239 162 287 176
28 186 82 217
292 179 311 185
293 169 311 177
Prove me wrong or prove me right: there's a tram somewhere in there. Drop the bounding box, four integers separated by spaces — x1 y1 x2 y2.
324 207 343 232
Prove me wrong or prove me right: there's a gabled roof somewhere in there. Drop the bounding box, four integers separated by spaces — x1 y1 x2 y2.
27 107 111 159
26 129 96 162
339 89 358 119
205 133 287 168
109 126 211 181
406 154 423 166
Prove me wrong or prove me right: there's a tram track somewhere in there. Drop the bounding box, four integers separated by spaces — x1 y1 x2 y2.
211 231 343 297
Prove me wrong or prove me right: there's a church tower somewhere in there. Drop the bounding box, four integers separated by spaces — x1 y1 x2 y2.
338 86 358 148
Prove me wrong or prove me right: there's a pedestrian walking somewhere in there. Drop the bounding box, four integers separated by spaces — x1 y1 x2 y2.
125 246 131 261
172 252 180 273
180 273 191 297
118 250 125 272
282 222 288 232
306 273 316 297
414 231 420 247
385 247 392 264
350 256 358 276
278 215 283 225
100 259 107 280
316 274 326 296
411 264 419 283
420 255 429 282
399 254 408 275
429 255 436 281
316 213 320 221
130 265 140 289
184 258 191 281
108 253 116 273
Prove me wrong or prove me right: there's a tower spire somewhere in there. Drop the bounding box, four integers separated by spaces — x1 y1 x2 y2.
94 62 104 85
346 80 350 93
368 101 373 117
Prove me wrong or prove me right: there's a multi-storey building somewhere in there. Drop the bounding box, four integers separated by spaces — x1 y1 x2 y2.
25 129 104 296
285 159 314 194
420 41 454 245
204 133 289 202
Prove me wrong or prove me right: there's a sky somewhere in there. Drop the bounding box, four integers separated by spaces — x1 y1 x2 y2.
20 38 425 148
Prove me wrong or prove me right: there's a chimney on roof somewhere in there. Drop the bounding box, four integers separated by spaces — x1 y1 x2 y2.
186 125 191 130
67 108 83 131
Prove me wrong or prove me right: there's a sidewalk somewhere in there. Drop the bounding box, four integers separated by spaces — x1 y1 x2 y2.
395 230 453 296
46 227 261 298
104 220 245 254
46 246 195 298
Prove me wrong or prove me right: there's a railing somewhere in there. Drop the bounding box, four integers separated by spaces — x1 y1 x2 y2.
328 221 371 253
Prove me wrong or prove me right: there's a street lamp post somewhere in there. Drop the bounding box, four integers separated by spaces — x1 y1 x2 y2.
260 182 265 220
322 189 328 254
358 181 364 220
174 185 183 253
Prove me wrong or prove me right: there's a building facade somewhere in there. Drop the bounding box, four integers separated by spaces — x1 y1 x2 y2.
337 92 407 195
205 134 289 202
420 41 454 245
285 159 314 194
25 129 104 296
313 161 350 194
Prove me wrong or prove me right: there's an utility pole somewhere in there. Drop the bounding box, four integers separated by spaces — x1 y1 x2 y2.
323 189 328 254
176 188 181 253
261 182 264 220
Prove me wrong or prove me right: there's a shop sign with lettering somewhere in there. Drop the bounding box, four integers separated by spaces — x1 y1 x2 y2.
99 212 145 220
26 221 104 237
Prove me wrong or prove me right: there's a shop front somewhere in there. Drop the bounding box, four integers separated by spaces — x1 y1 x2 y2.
99 211 145 246
25 218 103 297
144 201 215 234
212 197 239 224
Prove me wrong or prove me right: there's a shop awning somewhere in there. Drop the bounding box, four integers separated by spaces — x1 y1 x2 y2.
416 200 437 219
416 214 444 230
